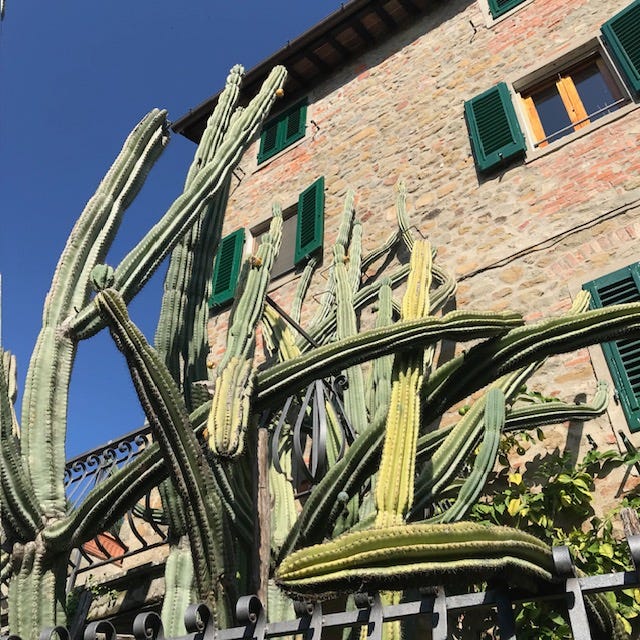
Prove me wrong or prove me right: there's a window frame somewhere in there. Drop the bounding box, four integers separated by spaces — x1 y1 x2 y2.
511 38 635 157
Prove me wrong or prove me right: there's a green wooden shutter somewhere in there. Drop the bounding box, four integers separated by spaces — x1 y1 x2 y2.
488 0 526 18
209 229 245 306
465 83 526 173
583 262 640 432
257 120 280 164
295 177 324 264
602 0 640 95
257 100 307 164
282 102 307 148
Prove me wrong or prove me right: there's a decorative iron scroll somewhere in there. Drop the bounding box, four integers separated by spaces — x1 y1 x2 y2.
4 537 640 640
62 425 169 584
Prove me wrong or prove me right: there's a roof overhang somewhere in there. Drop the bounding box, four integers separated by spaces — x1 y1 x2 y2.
172 0 434 143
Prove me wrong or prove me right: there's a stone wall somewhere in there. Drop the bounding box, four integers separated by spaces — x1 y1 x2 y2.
207 0 640 487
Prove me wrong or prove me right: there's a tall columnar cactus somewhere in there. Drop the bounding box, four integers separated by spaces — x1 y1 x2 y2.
0 64 287 639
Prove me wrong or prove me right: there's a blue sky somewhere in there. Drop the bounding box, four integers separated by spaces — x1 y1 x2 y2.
0 2 343 458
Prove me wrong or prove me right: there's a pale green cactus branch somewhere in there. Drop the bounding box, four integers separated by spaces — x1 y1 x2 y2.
208 207 282 458
505 380 609 431
365 279 394 422
423 299 640 423
277 412 386 560
257 310 523 408
0 351 41 540
2 350 19 436
301 191 356 342
346 220 363 294
20 110 168 513
395 181 415 253
303 263 410 349
156 64 244 388
276 522 554 598
69 66 288 341
428 388 505 523
360 229 400 273
413 380 608 462
292 256 318 324
334 244 368 435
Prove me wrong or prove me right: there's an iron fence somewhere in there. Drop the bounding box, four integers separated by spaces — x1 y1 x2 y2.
3 535 640 640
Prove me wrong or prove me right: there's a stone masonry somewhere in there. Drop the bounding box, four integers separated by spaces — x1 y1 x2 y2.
207 0 640 508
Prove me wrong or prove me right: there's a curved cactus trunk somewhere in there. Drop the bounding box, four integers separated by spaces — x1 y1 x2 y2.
208 208 283 458
94 285 234 625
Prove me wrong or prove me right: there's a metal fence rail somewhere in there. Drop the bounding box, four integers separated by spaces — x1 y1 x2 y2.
4 536 640 640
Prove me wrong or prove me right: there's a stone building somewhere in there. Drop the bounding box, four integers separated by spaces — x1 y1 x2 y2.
174 0 640 472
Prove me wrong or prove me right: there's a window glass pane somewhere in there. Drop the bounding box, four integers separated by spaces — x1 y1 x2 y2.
530 84 573 144
573 63 621 123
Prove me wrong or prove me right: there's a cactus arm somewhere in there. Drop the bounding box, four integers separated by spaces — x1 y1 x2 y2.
347 220 363 294
208 208 282 458
156 65 244 388
412 363 539 516
334 244 368 435
0 351 41 540
360 229 400 273
428 389 505 524
298 191 356 346
505 380 609 431
423 301 640 421
303 263 410 349
19 110 168 514
292 256 318 324
256 310 523 408
395 181 415 253
414 380 609 466
68 66 287 341
366 280 394 421
276 522 554 598
374 241 432 527
2 350 19 436
429 262 457 314
161 539 197 638
92 285 231 623
278 412 387 561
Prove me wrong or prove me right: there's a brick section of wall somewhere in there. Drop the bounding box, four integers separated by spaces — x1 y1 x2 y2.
204 0 640 472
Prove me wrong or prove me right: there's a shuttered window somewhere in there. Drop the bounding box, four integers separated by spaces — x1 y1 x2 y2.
488 0 526 19
602 0 640 95
209 229 245 307
583 263 640 432
464 83 526 172
257 100 308 164
295 177 325 264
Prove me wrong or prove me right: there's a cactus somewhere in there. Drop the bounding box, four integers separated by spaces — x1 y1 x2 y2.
207 208 282 458
0 64 287 638
93 283 234 625
276 521 556 597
